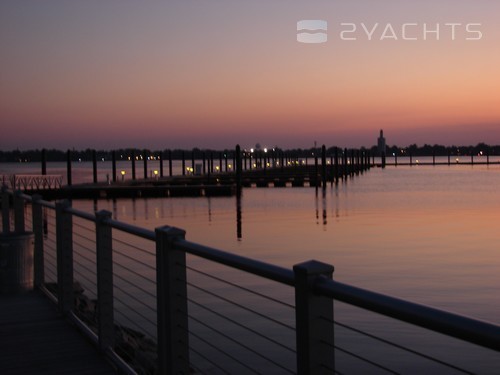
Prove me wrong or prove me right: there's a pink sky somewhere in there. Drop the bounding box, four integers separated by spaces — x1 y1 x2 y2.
1 1 499 150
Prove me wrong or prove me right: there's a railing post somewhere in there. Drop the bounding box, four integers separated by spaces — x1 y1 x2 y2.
156 226 190 374
96 210 115 351
2 186 10 233
32 195 44 288
14 190 25 232
294 260 335 375
56 200 73 314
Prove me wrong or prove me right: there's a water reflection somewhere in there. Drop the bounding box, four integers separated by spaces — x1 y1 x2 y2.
236 192 242 240
315 187 329 227
64 186 345 242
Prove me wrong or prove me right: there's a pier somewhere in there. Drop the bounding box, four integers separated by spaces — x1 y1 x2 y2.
1 189 499 374
3 145 373 199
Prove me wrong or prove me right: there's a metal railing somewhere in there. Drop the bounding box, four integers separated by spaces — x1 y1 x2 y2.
2 188 499 374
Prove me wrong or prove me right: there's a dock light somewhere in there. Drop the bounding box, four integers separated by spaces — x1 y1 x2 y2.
416 160 419 164
121 170 126 181
153 170 158 176
215 166 220 171
228 164 232 169
250 148 254 153
456 158 460 163
264 148 268 153
266 162 270 167
253 163 257 168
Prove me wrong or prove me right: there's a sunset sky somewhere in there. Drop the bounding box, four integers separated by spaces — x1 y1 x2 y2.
1 1 499 150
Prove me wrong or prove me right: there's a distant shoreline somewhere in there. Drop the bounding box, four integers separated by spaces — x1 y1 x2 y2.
1 142 499 163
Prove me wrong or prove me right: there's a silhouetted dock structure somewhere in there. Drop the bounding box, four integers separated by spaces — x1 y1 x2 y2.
4 145 373 199
0 292 117 374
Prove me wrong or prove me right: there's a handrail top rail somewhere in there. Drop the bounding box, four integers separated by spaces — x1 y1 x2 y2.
314 276 500 352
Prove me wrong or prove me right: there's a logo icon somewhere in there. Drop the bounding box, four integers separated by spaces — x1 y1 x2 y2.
297 20 328 43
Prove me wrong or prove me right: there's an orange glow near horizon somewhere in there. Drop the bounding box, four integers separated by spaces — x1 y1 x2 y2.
1 1 499 149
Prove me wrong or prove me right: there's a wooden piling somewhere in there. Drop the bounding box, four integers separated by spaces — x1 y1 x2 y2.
66 150 72 186
159 151 164 178
334 148 339 182
236 145 242 193
168 150 173 177
182 151 186 176
131 150 136 180
321 145 326 188
92 150 97 183
41 149 47 175
143 149 148 179
112 151 117 182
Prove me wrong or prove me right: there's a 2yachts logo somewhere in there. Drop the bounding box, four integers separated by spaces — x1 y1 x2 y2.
297 20 328 43
297 20 483 43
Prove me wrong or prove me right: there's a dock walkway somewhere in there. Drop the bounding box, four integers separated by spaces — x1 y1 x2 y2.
0 291 117 374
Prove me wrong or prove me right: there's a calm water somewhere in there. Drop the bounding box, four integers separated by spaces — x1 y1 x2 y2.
67 164 500 321
4 162 500 373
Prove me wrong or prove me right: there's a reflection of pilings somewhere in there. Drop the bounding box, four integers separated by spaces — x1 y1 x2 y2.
236 190 242 240
132 198 137 221
322 187 327 226
381 152 386 169
112 198 118 220
66 150 72 186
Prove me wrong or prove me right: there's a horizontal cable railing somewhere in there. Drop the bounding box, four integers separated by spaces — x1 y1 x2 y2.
1 188 499 375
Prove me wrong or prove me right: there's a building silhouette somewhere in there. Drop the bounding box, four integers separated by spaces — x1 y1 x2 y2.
377 129 386 155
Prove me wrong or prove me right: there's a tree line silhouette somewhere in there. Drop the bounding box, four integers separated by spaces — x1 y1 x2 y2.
1 143 499 163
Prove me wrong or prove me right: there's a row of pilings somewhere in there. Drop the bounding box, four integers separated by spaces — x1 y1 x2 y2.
37 145 373 187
